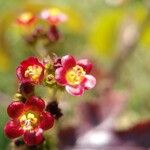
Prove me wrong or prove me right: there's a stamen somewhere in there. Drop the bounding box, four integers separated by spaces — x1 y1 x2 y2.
66 65 85 85
20 113 38 131
24 65 42 82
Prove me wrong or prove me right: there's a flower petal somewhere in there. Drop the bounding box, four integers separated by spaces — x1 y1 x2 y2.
25 96 45 112
77 59 93 74
20 57 40 67
4 120 23 139
83 75 96 90
61 55 76 69
55 67 67 85
7 101 24 119
24 128 44 146
65 85 84 96
39 112 54 130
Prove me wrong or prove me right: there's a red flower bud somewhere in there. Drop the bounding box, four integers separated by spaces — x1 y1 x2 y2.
47 25 60 42
20 83 35 99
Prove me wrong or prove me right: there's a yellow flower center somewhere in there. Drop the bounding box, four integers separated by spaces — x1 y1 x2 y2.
24 65 42 83
20 113 38 131
66 65 86 86
19 12 33 22
49 8 61 16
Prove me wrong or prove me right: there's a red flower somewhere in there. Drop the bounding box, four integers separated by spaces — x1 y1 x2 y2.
40 8 67 25
16 12 36 26
55 55 96 96
16 57 45 85
4 96 54 146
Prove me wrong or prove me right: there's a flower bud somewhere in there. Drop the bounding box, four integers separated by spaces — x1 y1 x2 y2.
14 138 25 147
13 93 25 102
45 74 56 86
46 101 63 120
47 25 60 42
19 83 35 99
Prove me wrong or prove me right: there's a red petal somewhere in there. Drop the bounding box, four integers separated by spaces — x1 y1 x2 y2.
61 55 76 69
55 67 67 85
25 96 45 112
24 128 44 146
83 75 96 90
65 85 84 96
7 101 24 119
4 120 23 139
16 66 24 82
39 112 54 130
20 57 40 67
77 59 93 74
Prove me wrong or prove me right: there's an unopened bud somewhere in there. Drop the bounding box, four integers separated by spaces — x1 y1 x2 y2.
20 83 35 98
45 74 56 85
13 93 24 101
46 101 63 120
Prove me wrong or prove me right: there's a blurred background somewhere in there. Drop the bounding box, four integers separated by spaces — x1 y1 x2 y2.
0 0 150 149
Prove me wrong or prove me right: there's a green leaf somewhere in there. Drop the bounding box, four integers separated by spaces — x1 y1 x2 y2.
89 9 124 59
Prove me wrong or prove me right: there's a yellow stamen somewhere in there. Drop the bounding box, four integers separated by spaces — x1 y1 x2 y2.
24 65 42 83
66 65 86 86
20 113 38 131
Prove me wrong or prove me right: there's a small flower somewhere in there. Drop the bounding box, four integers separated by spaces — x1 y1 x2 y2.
55 55 96 96
4 96 54 146
47 25 60 42
16 57 45 85
40 8 67 25
16 12 36 26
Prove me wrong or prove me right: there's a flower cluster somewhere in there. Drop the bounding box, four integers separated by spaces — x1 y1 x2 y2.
16 8 67 43
4 55 96 146
3 4 97 148
16 55 96 96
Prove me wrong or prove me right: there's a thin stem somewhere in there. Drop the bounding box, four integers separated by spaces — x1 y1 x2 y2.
35 39 49 58
110 9 150 81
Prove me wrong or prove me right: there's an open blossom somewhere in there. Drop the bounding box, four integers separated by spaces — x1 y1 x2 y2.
4 96 54 146
16 12 36 26
16 57 45 85
40 8 67 25
55 55 96 96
